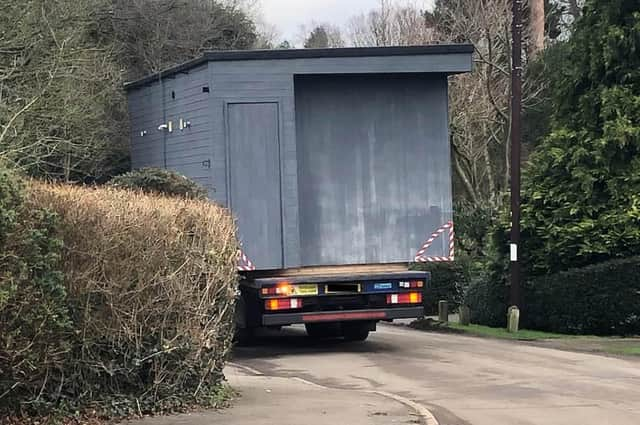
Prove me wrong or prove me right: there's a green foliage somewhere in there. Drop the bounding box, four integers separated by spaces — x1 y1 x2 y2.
109 167 209 199
464 276 508 328
0 167 23 243
523 257 640 335
453 201 496 258
521 0 640 274
463 218 511 327
0 169 70 414
522 41 572 149
411 262 466 315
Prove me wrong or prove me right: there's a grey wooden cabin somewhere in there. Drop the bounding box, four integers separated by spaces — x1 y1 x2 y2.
125 45 474 271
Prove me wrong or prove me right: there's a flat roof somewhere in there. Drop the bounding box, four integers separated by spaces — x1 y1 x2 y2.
124 44 474 90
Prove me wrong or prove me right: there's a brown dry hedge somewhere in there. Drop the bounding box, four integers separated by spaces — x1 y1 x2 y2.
1 182 238 416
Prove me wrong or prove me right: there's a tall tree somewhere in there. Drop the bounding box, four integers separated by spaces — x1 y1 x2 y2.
0 0 129 182
521 0 640 273
300 23 344 48
428 0 519 206
348 0 436 47
304 26 329 48
111 0 257 79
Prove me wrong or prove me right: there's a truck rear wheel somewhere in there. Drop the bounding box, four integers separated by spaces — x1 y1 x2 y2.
305 323 342 339
234 297 255 346
234 327 255 346
342 322 371 342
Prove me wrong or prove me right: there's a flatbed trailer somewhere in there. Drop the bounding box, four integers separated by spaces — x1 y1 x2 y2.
237 267 429 340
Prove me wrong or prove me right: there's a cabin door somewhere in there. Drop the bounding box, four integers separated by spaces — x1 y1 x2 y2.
226 102 283 270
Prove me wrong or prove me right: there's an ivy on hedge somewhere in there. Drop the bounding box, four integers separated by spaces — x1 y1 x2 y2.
0 168 70 414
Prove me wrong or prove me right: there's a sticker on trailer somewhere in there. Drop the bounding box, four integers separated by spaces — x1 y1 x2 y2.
292 284 319 296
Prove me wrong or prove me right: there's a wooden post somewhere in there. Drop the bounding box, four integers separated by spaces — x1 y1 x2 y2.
438 300 448 323
510 0 523 309
507 306 520 333
459 305 470 326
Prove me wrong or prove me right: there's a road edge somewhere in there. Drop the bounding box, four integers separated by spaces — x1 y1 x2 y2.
228 362 440 425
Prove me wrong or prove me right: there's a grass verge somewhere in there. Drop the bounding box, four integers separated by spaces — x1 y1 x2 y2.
409 318 640 358
409 318 572 341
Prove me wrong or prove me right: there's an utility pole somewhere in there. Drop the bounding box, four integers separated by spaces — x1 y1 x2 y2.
510 0 523 308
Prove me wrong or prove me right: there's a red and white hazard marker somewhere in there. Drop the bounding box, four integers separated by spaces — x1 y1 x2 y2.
414 221 455 262
237 249 256 271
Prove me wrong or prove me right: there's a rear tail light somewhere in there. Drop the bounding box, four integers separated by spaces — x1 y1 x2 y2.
261 283 293 296
386 292 422 305
265 298 303 311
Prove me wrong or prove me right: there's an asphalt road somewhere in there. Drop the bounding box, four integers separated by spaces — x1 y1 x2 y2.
232 323 640 425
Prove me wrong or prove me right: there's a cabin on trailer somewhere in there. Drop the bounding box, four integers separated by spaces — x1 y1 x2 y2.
124 45 474 271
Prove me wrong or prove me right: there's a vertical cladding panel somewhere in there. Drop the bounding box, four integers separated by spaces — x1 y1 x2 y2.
211 63 301 269
295 74 453 266
227 102 283 269
128 84 165 169
163 65 214 196
127 65 214 196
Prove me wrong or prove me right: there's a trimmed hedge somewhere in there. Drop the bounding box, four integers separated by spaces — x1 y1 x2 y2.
411 262 467 315
523 257 640 335
109 167 208 199
464 277 508 328
1 182 238 417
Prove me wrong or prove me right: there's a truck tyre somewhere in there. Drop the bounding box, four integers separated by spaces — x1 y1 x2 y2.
342 322 370 342
305 323 342 339
233 297 254 346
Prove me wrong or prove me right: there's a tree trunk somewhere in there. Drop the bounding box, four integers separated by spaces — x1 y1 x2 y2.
530 0 545 57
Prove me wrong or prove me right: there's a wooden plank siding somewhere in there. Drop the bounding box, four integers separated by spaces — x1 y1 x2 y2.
127 64 214 196
126 47 473 270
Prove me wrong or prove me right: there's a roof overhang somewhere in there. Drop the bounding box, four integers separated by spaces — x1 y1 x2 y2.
124 44 474 91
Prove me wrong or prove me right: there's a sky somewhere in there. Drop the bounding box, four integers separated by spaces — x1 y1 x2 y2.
258 0 434 46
